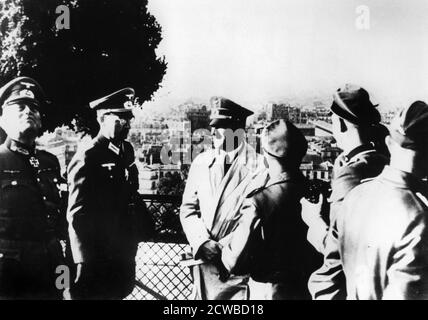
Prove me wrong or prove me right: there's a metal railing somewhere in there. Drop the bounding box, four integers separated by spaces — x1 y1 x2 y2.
126 194 193 300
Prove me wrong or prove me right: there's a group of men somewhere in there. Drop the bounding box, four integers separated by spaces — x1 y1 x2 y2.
180 85 428 300
0 77 141 299
0 75 428 300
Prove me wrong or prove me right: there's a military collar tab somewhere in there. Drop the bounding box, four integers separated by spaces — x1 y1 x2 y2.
6 138 35 156
94 134 122 155
344 143 376 163
108 142 121 155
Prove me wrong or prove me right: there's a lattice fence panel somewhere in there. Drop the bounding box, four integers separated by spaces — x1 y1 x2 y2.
126 241 193 300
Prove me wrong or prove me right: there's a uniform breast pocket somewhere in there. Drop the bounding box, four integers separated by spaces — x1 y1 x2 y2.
0 179 39 210
38 171 62 203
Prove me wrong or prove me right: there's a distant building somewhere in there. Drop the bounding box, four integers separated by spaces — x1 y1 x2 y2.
175 102 211 132
300 161 333 181
266 103 290 122
138 164 159 194
137 163 184 194
134 121 168 144
139 144 163 164
296 124 315 137
37 127 81 174
321 146 342 162
186 105 210 132
313 120 333 136
265 102 309 124
381 110 397 125
302 150 323 166
313 100 325 109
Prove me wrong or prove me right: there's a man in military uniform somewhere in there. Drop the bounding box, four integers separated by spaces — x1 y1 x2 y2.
301 84 389 299
221 119 316 299
67 88 140 299
333 101 428 299
180 97 265 300
0 77 65 299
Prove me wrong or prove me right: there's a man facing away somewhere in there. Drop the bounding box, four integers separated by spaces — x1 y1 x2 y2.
67 88 139 299
0 77 65 299
302 84 389 299
180 96 265 300
221 119 317 299
333 101 428 299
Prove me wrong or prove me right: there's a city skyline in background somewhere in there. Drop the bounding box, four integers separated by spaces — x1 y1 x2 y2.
143 0 428 114
35 0 426 196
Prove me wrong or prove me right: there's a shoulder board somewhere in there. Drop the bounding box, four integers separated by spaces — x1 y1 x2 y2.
416 192 428 208
360 177 375 184
347 156 366 166
349 150 378 163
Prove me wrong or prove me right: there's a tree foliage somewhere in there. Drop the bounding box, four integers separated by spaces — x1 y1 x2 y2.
0 0 166 134
157 170 188 196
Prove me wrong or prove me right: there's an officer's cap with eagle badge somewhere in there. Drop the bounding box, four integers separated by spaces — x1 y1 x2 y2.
0 76 46 116
209 96 253 129
389 100 428 151
89 87 136 116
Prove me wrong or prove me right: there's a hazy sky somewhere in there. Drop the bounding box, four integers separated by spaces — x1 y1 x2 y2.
145 0 428 112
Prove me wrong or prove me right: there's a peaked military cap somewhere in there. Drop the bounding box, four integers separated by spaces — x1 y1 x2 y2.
389 100 428 151
261 119 307 161
209 96 253 129
331 84 381 126
0 77 46 115
89 87 135 115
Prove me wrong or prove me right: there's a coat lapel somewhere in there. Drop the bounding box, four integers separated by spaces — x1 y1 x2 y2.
217 143 262 208
211 145 246 224
207 149 224 197
208 143 264 234
203 150 224 231
217 158 249 209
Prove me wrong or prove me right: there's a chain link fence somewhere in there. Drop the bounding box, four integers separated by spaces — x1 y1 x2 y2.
126 194 193 300
126 241 192 300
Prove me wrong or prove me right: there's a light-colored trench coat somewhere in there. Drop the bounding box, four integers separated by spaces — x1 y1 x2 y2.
180 142 265 300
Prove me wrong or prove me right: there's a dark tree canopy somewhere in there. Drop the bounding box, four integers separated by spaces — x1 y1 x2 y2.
158 171 187 196
0 0 166 134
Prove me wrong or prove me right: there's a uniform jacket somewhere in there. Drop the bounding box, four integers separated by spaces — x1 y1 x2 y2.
308 144 388 299
337 166 428 299
180 142 265 300
221 169 318 299
0 138 64 299
67 134 138 264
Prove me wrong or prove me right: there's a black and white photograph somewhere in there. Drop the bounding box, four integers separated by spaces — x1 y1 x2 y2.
0 0 428 307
